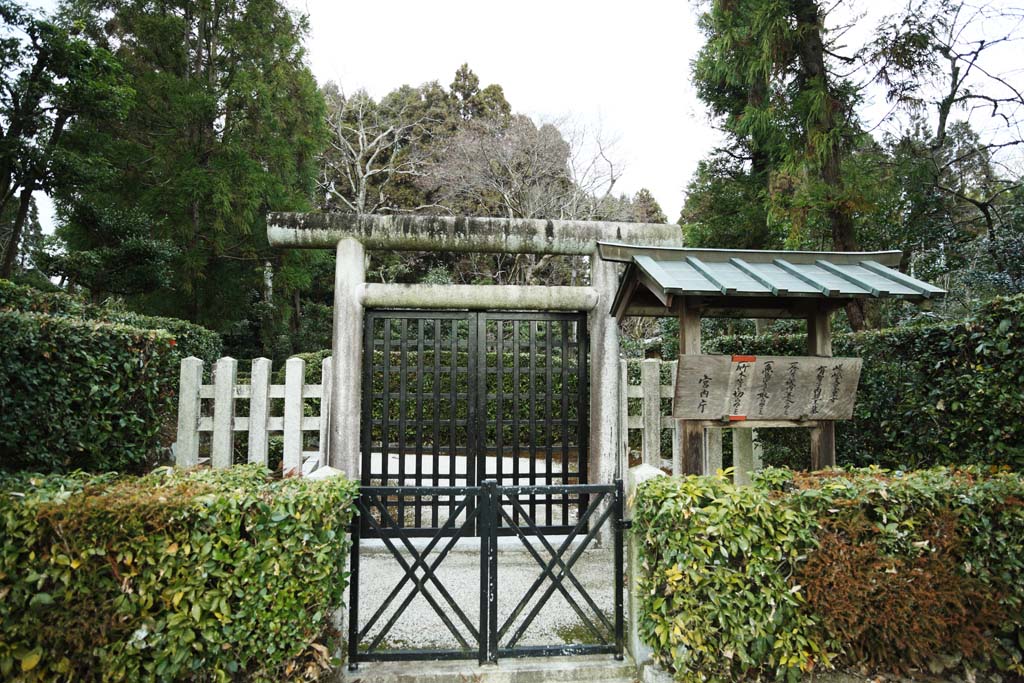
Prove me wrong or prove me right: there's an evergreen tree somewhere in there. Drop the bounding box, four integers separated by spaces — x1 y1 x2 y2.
55 0 326 343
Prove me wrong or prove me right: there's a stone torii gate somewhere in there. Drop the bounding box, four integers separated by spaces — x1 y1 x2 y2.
267 212 680 485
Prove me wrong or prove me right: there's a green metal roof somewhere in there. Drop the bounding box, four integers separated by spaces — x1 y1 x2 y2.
597 242 945 317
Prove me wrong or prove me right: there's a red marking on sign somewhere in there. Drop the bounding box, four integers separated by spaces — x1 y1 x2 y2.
732 355 756 363
729 415 747 422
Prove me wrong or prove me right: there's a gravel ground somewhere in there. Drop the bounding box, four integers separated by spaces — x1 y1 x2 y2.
351 540 616 651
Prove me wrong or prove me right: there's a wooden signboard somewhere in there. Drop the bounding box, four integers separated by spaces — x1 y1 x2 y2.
674 354 863 421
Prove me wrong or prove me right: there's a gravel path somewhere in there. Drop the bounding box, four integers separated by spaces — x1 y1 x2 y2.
351 541 616 651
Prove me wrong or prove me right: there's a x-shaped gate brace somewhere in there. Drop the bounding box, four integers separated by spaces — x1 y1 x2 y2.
347 481 625 667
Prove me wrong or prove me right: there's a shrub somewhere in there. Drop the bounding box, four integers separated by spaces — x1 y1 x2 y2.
0 312 180 473
0 279 221 363
0 466 358 682
705 295 1024 470
633 468 1024 682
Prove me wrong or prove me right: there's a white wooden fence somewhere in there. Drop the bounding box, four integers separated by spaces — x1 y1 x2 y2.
175 354 753 480
619 358 737 477
174 356 331 476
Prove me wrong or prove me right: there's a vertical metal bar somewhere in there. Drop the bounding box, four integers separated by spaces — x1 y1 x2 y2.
614 478 625 659
544 320 554 526
415 318 425 527
478 483 491 665
474 313 486 490
468 313 480 536
381 318 392 488
496 320 505 490
361 315 374 485
347 502 362 670
512 321 521 525
529 321 538 520
398 319 408 526
448 319 457 520
560 320 570 524
488 481 499 661
432 318 442 527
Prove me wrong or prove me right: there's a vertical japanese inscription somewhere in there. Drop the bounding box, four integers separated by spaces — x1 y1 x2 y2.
674 355 862 420
755 360 774 416
810 365 827 415
697 374 712 414
782 361 799 416
730 362 750 415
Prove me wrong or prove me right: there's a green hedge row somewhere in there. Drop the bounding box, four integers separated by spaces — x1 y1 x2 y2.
705 295 1024 470
0 466 357 682
0 313 182 473
1 281 223 473
633 468 1024 682
0 280 222 363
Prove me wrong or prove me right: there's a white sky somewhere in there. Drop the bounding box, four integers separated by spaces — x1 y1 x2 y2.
31 0 1022 233
295 0 716 221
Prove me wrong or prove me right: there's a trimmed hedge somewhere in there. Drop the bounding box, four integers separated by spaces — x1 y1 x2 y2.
1 280 222 473
0 313 182 473
633 468 1024 681
0 280 222 363
705 295 1024 470
0 466 357 682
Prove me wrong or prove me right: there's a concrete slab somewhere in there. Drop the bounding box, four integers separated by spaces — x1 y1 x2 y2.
340 654 636 683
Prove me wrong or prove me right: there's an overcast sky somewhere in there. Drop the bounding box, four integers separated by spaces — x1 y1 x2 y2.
295 0 716 221
30 0 1022 231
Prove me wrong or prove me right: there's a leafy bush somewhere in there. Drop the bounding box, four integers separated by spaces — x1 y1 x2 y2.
0 466 358 682
0 279 221 362
705 295 1024 470
0 312 180 473
633 468 1024 682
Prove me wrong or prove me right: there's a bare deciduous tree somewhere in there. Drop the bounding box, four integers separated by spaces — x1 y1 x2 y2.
319 84 432 214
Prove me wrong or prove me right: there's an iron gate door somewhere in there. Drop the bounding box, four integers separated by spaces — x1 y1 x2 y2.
360 310 589 537
347 480 625 666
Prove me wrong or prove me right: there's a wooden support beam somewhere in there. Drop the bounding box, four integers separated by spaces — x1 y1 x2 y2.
677 298 706 475
807 307 836 469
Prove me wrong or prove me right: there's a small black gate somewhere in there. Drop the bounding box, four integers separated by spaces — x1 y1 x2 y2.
360 310 589 537
347 480 624 666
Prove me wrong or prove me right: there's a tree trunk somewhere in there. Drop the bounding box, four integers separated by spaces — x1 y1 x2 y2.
792 0 867 330
0 187 33 278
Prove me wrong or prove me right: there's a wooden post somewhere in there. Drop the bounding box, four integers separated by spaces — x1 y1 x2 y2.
677 299 706 475
283 356 305 475
670 361 682 475
704 427 723 474
175 357 203 468
211 357 237 469
733 428 756 485
641 359 661 467
807 308 836 469
319 356 333 468
247 358 272 465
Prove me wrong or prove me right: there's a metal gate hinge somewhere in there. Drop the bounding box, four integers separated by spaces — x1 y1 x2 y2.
620 519 633 530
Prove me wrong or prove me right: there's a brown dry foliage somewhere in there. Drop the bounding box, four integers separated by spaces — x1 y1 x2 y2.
796 510 1005 671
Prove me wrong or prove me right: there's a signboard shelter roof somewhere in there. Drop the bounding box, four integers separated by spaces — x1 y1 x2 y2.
598 242 946 319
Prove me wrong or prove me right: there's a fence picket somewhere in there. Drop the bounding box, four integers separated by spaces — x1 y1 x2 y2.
319 357 332 469
211 357 237 468
175 357 203 468
641 359 661 467
248 358 272 465
283 357 305 474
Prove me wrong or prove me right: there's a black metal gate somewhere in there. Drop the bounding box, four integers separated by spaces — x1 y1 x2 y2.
360 310 589 537
347 480 624 666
